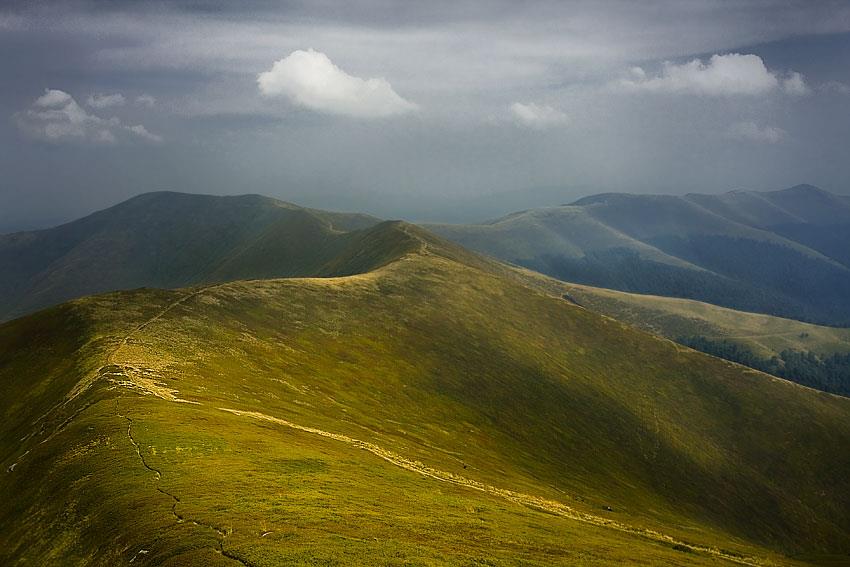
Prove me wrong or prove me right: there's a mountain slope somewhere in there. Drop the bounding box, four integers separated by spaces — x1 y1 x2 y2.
558 282 850 359
0 192 382 321
684 185 850 228
427 185 850 325
2 222 849 565
533 277 850 395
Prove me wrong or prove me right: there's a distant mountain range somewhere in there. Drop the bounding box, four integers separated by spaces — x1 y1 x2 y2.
5 185 850 325
428 184 850 325
3 187 850 393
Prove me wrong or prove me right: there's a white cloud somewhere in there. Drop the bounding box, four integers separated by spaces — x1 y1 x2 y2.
257 49 417 118
94 129 117 144
20 89 115 142
16 88 162 144
125 124 163 142
727 121 785 144
510 102 569 129
621 53 806 96
35 89 76 108
86 93 126 108
135 94 157 107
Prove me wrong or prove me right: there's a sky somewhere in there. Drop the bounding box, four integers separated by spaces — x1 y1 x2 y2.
2 0 850 229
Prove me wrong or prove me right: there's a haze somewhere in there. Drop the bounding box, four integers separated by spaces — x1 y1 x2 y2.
2 0 850 230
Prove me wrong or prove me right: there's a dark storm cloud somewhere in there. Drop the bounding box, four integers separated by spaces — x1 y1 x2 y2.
1 0 850 229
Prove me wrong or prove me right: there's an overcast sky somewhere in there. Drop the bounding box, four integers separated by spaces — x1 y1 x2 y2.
2 0 850 228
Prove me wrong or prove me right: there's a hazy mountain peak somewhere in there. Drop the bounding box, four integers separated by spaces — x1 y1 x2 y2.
769 183 827 196
568 192 633 206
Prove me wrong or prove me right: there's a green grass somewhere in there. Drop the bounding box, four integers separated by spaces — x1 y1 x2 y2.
554 282 850 359
1 222 849 565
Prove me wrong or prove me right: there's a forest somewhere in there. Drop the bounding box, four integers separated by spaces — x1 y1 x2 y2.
678 335 850 397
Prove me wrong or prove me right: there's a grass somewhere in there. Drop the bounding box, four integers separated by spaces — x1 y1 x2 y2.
1 222 849 565
554 282 850 358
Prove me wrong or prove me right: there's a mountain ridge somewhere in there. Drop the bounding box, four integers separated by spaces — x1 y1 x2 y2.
2 217 849 565
428 184 850 325
0 191 384 321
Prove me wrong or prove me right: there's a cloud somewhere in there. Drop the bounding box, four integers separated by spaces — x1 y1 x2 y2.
16 89 162 144
86 93 126 109
621 53 806 96
35 89 76 108
257 49 417 118
782 72 809 96
125 124 163 142
510 102 569 129
135 94 157 107
727 121 785 144
18 89 117 143
0 13 24 30
821 81 850 95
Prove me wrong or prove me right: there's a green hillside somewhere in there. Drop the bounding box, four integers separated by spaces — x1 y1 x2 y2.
0 192 381 321
427 185 850 325
536 279 850 395
557 282 850 359
2 222 849 566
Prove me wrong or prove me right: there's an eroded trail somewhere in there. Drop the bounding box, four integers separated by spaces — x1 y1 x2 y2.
69 283 234 406
5 286 225 473
219 407 769 567
102 289 253 566
10 281 773 566
118 399 251 567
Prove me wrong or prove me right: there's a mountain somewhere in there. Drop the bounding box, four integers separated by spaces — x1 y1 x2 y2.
552 279 850 395
559 281 850 359
0 192 381 321
2 220 849 565
427 185 850 325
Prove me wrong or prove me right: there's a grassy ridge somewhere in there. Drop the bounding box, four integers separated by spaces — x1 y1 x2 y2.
2 222 849 565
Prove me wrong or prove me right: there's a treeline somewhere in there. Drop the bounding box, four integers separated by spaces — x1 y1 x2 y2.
678 336 850 397
770 222 850 270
